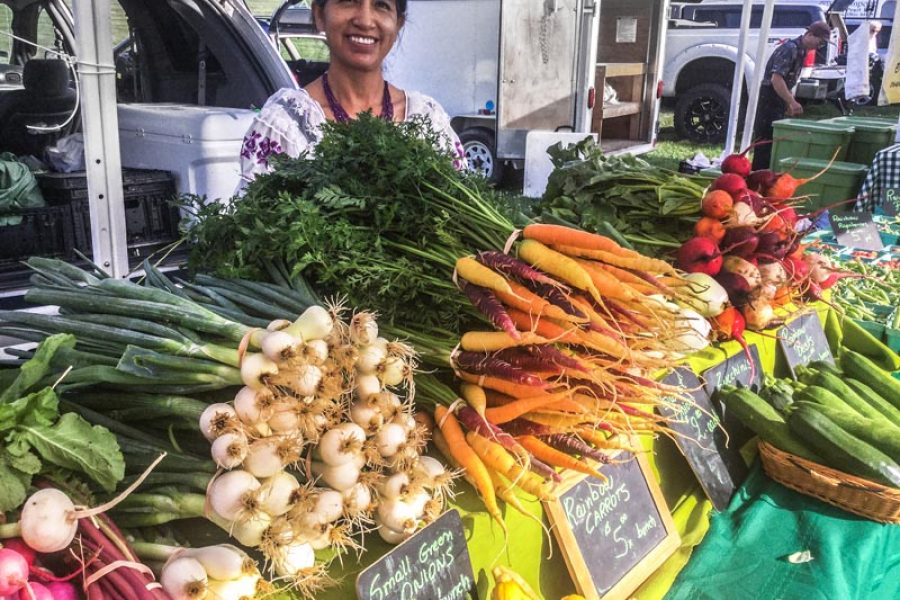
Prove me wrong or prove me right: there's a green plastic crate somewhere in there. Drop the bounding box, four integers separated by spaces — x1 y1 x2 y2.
824 116 897 166
776 157 868 211
770 119 855 168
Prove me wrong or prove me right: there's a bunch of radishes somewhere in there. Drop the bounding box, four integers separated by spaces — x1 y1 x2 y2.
677 148 854 334
0 543 76 600
198 305 451 593
159 544 263 600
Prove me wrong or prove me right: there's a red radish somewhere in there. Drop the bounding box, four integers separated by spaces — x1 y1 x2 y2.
721 227 759 258
712 307 757 384
461 281 520 340
721 140 772 178
766 148 840 199
677 237 723 276
43 583 77 600
702 190 733 219
0 549 28 596
819 271 863 289
782 256 809 284
747 169 778 192
0 542 34 571
19 583 51 600
711 173 748 198
694 217 727 243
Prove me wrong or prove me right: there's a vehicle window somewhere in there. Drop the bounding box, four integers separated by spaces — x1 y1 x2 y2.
690 7 816 29
0 4 11 63
283 37 329 62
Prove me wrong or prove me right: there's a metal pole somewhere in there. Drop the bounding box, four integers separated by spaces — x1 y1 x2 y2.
741 0 776 151
71 0 128 277
722 0 754 158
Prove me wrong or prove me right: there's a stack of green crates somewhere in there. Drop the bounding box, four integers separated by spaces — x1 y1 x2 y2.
824 116 897 165
776 156 869 211
770 118 855 166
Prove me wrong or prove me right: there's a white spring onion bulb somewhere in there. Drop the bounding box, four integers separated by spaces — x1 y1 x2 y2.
294 364 323 397
371 391 402 414
343 482 373 516
240 353 278 390
374 423 408 458
376 498 418 533
356 344 387 375
208 470 261 522
349 401 384 434
243 439 286 479
268 402 301 433
261 330 301 363
355 374 382 402
230 512 272 547
303 339 330 365
407 490 431 517
379 472 412 501
350 312 379 346
377 523 411 544
258 471 301 517
206 574 260 600
182 545 253 582
391 412 417 431
313 489 345 523
210 431 248 470
413 456 447 486
273 542 315 578
160 556 208 600
308 525 336 551
285 305 333 342
312 460 361 492
379 356 408 387
199 403 237 442
234 387 267 425
317 423 366 467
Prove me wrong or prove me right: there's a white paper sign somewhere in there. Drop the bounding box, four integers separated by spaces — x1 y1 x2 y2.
616 17 637 43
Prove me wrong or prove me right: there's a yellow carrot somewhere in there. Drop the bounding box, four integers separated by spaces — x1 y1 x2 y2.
456 256 513 294
460 331 551 352
550 243 676 275
517 435 607 482
466 431 556 500
517 239 605 304
460 383 488 417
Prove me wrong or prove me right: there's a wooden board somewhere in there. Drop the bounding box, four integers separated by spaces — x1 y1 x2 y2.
544 444 680 600
657 367 747 511
356 510 477 600
776 312 835 378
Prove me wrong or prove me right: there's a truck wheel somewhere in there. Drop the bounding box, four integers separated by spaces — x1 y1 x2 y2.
460 128 503 184
674 83 731 143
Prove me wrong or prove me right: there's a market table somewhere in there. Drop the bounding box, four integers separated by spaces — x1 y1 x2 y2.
319 304 898 600
856 142 900 212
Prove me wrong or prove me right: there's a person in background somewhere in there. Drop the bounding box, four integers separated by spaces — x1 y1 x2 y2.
239 0 465 187
751 21 832 171
869 20 883 55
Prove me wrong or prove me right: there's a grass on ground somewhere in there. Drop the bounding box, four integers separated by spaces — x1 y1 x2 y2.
644 101 900 172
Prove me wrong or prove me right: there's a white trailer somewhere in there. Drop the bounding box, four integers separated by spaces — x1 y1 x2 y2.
384 0 668 182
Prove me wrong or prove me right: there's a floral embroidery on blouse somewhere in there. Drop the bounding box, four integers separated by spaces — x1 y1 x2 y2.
238 87 465 190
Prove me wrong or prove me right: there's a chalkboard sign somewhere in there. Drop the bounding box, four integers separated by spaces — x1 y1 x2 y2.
702 344 762 449
657 367 747 511
829 211 884 251
544 446 679 600
356 510 477 600
777 312 835 378
883 189 900 217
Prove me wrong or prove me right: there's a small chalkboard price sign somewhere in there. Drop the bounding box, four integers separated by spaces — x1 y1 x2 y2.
356 510 477 600
544 445 679 600
701 344 762 447
657 367 747 511
883 188 900 217
777 312 834 378
829 211 884 251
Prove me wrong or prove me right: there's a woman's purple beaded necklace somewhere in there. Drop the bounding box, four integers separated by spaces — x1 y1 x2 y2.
322 72 394 123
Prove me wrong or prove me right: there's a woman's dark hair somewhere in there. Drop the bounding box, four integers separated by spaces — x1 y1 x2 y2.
313 0 407 17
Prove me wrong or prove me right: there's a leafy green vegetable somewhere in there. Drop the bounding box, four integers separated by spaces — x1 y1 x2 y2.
183 113 521 359
538 137 709 256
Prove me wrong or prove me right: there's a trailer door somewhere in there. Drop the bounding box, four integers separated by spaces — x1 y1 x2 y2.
497 0 583 159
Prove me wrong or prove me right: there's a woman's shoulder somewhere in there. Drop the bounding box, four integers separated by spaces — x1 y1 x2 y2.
261 88 327 120
404 90 452 121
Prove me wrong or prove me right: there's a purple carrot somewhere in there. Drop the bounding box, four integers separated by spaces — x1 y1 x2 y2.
521 279 586 320
541 433 611 464
625 267 678 296
461 281 521 339
456 405 562 482
527 344 589 372
603 297 651 329
493 348 565 374
501 418 555 437
454 351 546 386
477 250 565 288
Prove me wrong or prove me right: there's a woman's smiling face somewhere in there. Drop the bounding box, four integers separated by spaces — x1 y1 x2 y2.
314 0 403 72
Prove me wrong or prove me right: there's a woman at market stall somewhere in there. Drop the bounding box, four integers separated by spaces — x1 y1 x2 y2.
239 0 465 186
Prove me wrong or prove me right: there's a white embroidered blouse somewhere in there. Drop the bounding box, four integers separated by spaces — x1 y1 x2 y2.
239 87 465 186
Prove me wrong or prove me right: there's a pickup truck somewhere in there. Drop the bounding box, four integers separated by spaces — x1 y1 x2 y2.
663 1 831 142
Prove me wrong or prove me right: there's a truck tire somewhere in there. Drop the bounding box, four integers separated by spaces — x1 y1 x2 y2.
674 83 731 143
459 128 503 184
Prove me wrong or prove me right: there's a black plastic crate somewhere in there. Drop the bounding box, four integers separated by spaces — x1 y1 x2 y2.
0 204 76 263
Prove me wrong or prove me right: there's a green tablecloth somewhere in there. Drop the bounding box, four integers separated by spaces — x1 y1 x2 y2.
664 463 900 600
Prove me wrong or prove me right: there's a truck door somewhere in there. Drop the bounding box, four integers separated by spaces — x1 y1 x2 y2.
497 0 584 160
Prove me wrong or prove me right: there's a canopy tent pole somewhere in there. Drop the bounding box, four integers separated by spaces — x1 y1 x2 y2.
741 0 776 151
722 0 754 158
71 0 128 277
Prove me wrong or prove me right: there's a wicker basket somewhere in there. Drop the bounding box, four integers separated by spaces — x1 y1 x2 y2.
758 441 900 524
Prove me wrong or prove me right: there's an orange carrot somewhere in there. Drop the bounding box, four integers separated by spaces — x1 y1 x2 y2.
592 261 657 291
550 243 676 275
485 389 516 407
456 256 513 294
505 307 582 343
434 406 505 531
571 258 639 302
518 240 606 304
457 371 561 399
522 224 641 258
466 432 556 500
495 280 586 323
483 390 577 424
517 435 607 482
460 331 551 352
525 411 593 429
